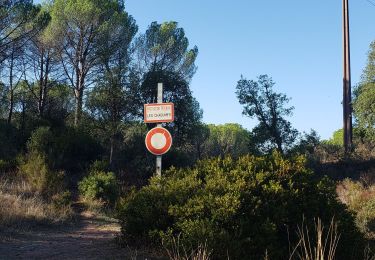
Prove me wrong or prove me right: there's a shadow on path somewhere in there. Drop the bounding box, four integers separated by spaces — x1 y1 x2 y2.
0 204 141 259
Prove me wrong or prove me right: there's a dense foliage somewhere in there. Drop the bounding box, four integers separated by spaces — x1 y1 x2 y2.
78 171 118 204
0 0 204 184
236 75 298 154
119 153 364 259
353 40 375 142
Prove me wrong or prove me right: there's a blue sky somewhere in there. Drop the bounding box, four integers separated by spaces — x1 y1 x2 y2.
126 0 375 139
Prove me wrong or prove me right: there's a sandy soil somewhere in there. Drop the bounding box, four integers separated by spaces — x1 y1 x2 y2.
0 211 150 260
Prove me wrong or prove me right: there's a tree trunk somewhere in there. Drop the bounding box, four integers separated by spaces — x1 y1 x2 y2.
41 54 50 116
7 50 14 124
37 50 51 118
74 88 83 126
275 136 284 154
109 137 114 166
7 89 14 124
38 51 44 116
196 142 201 160
21 100 26 137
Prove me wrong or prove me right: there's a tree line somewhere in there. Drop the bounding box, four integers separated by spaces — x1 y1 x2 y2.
0 0 204 172
1 0 374 181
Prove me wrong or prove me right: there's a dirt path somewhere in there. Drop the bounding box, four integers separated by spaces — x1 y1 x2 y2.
0 210 148 259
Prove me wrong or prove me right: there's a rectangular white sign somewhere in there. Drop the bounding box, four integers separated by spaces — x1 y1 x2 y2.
144 103 174 123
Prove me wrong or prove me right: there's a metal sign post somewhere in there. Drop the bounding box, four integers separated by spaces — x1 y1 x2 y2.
156 83 163 177
144 82 173 177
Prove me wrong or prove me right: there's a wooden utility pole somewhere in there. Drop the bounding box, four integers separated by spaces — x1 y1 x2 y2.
343 0 353 153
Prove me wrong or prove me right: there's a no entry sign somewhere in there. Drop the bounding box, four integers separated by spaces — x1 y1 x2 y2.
145 127 172 155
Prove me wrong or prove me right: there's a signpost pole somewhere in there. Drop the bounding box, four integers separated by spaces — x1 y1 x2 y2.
156 83 163 177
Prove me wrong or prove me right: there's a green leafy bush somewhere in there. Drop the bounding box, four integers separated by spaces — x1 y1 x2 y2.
19 152 66 197
27 126 102 173
19 152 49 192
27 126 54 155
88 160 110 173
53 127 102 172
119 152 364 259
78 171 118 204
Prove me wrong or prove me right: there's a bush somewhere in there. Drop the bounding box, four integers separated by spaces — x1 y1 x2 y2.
52 190 72 209
356 199 375 236
27 126 102 173
19 152 49 193
88 160 110 173
312 142 344 163
0 120 22 160
27 126 54 155
78 171 118 204
19 152 66 197
118 152 364 259
53 127 102 172
336 179 365 212
337 179 375 238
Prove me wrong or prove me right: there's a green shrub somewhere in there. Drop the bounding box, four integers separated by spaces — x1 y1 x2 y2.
53 127 102 172
356 199 375 235
27 126 53 155
78 171 118 204
118 152 364 259
19 152 49 193
26 126 102 173
88 160 110 173
19 152 66 197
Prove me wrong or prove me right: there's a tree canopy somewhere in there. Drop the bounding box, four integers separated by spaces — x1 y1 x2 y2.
353 41 375 141
44 0 131 126
134 21 198 81
236 74 298 153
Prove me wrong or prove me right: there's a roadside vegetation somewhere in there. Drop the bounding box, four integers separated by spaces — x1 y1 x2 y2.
1 0 375 259
0 167 73 230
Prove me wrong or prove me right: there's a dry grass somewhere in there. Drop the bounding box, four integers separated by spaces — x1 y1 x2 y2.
337 178 375 239
289 217 340 260
163 235 212 260
79 196 107 214
0 174 73 230
353 142 375 161
336 179 366 211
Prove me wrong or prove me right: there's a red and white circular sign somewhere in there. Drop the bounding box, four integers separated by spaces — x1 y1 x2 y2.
145 127 172 155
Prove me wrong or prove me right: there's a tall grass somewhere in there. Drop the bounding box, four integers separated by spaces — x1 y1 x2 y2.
289 217 340 260
163 235 212 260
